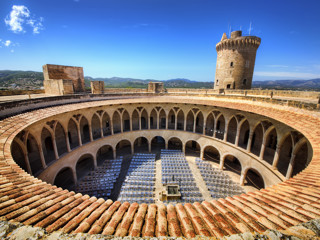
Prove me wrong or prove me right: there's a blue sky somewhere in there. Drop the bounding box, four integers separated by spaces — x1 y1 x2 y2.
1 0 320 81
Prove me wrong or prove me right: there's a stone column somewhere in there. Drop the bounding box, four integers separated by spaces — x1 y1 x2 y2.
193 115 196 133
72 169 77 185
148 142 151 153
77 125 82 146
223 124 228 141
182 143 186 154
272 145 280 169
219 157 224 170
129 117 133 132
131 144 134 155
213 120 217 138
165 142 168 150
24 153 32 174
65 133 71 153
100 120 103 138
240 171 246 186
120 115 123 133
148 116 151 130
113 149 117 159
165 115 168 130
110 120 114 135
286 154 296 179
200 150 204 160
88 125 93 142
157 113 160 129
184 117 187 131
246 131 254 152
38 143 47 169
139 114 142 130
53 137 59 160
259 138 266 159
175 114 178 130
235 127 241 146
203 121 206 135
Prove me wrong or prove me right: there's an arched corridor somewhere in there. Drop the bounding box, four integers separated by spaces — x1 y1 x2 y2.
185 140 200 157
116 140 132 156
134 137 149 153
244 169 265 189
76 154 95 181
151 136 165 152
203 145 220 164
168 137 183 151
96 145 113 166
54 167 75 190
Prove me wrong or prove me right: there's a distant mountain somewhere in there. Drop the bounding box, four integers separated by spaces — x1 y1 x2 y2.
1 70 320 90
252 79 320 90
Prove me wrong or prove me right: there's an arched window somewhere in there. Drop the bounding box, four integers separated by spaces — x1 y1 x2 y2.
243 79 247 85
230 62 233 67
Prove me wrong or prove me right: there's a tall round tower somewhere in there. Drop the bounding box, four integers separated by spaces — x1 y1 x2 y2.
214 30 261 90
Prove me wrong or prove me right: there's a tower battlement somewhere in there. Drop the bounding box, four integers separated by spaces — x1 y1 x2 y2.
214 30 261 90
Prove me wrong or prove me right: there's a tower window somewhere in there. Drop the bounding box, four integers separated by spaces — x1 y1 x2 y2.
230 62 234 67
216 79 219 86
243 79 247 85
226 84 231 89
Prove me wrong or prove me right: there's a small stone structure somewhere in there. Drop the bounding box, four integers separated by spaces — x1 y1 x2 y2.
214 30 261 90
148 82 164 93
91 81 105 94
43 64 85 95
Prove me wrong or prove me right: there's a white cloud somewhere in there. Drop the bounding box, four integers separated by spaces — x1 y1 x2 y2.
4 5 44 34
4 40 11 47
254 71 320 79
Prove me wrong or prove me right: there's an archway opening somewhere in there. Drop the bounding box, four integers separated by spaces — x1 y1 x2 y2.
216 115 225 140
277 134 293 176
150 109 157 129
168 137 182 151
185 140 200 157
68 118 79 149
177 110 184 130
134 137 149 153
251 123 263 156
203 145 220 164
238 120 249 149
132 109 139 131
55 122 68 156
76 154 95 181
27 134 43 175
116 140 132 157
159 109 166 129
113 111 121 134
195 112 204 134
205 113 215 136
186 111 194 132
141 109 148 129
292 142 309 177
80 116 90 144
11 140 28 173
91 114 101 140
41 127 55 165
227 117 237 144
245 169 265 189
223 155 242 175
263 128 277 164
102 112 111 136
168 109 175 130
151 136 165 152
96 145 113 166
54 167 75 190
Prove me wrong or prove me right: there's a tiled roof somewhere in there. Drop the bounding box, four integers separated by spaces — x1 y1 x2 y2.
0 96 320 238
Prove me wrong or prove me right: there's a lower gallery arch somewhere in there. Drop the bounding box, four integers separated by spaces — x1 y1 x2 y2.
203 145 220 164
151 136 165 152
222 154 242 175
243 168 265 189
116 139 132 157
168 137 183 151
76 154 95 181
134 137 149 153
54 167 75 190
292 141 309 178
96 145 113 166
185 140 201 157
277 134 293 176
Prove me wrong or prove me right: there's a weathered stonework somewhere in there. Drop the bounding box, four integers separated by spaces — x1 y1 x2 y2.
214 31 261 90
43 64 85 95
91 81 105 94
148 82 164 93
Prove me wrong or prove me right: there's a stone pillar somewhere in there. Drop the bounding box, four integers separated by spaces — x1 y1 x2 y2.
77 125 82 146
175 114 178 130
165 142 168 150
240 171 246 186
53 137 59 160
193 116 196 133
110 120 114 135
184 117 187 131
66 133 71 153
120 115 123 133
113 149 117 159
165 115 168 130
129 117 133 132
200 150 204 160
219 157 224 170
246 131 254 152
286 154 296 179
93 156 97 170
72 169 77 185
38 143 47 169
139 114 142 130
131 144 134 155
213 120 217 138
88 125 93 142
259 138 266 159
203 122 206 135
24 153 32 174
235 127 241 146
100 121 103 138
148 116 151 130
272 145 280 169
223 124 228 141
157 113 160 129
182 143 186 154
148 142 151 153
